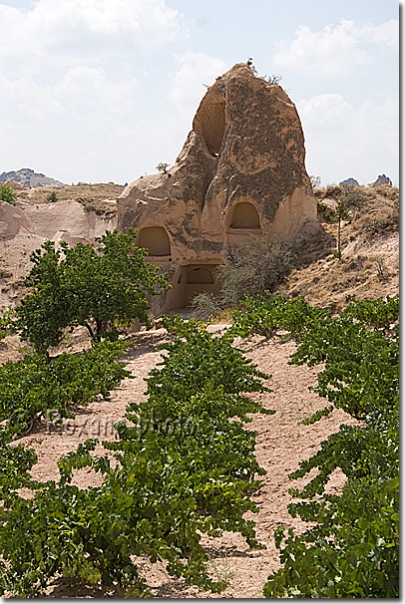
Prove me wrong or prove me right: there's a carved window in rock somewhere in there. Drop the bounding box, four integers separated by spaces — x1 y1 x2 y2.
229 202 261 229
187 267 214 284
138 226 171 256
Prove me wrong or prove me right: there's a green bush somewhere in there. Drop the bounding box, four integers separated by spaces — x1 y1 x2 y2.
341 186 369 210
45 190 58 203
0 341 131 437
0 184 16 205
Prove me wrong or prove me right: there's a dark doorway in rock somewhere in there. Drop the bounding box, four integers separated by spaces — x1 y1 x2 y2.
193 99 226 156
138 226 171 256
187 267 214 284
229 202 261 229
165 263 222 309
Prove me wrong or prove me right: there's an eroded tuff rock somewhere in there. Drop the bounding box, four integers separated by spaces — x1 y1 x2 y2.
117 63 317 310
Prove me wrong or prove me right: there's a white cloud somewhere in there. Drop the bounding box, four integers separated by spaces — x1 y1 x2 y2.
0 0 188 78
0 66 143 183
53 66 139 116
169 51 228 116
298 93 399 185
274 19 399 77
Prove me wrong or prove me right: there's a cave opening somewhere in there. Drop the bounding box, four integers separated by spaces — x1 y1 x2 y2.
193 98 226 156
229 202 261 229
138 226 171 256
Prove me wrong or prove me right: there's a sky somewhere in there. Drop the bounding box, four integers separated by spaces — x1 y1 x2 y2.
0 0 399 187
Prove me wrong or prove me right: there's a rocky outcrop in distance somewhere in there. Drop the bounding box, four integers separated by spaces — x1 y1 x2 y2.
339 177 359 187
117 63 318 311
373 174 392 187
0 168 65 187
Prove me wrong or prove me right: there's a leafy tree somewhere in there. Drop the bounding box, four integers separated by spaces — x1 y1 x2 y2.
12 229 169 353
0 184 16 205
156 162 169 174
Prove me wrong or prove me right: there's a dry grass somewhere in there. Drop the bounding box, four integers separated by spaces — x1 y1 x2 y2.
275 185 399 311
11 182 124 217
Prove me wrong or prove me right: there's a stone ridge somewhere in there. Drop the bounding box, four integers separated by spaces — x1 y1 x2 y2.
117 63 318 311
0 168 65 187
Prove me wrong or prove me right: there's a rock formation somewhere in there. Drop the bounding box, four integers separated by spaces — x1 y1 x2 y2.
117 63 317 310
339 177 359 187
0 168 65 187
373 174 392 187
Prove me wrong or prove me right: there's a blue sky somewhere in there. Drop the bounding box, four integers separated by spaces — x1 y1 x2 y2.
0 0 399 186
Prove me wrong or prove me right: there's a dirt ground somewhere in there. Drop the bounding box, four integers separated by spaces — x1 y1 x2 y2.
15 326 356 599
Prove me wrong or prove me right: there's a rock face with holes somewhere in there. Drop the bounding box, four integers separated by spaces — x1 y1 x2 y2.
117 63 317 310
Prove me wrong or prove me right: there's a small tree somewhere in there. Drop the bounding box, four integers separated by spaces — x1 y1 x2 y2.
156 162 169 174
0 184 17 205
45 190 58 203
13 229 169 353
310 175 322 189
335 197 350 259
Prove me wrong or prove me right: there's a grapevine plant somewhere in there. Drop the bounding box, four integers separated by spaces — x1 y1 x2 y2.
0 317 273 597
231 293 399 598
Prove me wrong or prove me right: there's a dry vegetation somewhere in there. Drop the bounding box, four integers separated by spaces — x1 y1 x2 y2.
8 181 124 217
275 184 399 311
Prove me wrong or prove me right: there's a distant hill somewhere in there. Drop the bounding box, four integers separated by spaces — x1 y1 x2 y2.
0 168 65 187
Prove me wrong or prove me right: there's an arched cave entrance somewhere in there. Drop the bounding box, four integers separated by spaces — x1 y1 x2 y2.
229 202 261 229
193 97 226 156
187 267 214 284
137 226 171 256
166 263 221 309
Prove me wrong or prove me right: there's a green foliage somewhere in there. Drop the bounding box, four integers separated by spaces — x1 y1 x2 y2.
290 317 397 421
156 162 169 174
0 341 131 437
264 405 399 598
0 437 145 597
231 294 331 340
0 317 273 596
316 200 338 223
340 295 398 332
340 186 369 210
45 190 58 203
12 229 169 352
0 184 16 205
231 295 399 598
